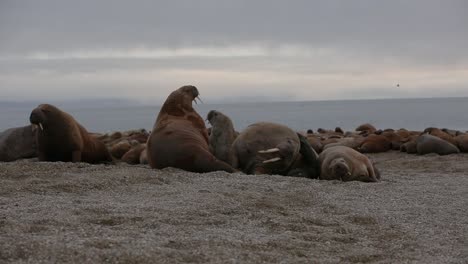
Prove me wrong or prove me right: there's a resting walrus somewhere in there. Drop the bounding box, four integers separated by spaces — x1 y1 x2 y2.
29 104 112 163
146 85 236 173
416 134 459 155
319 146 380 182
0 125 37 162
231 122 320 177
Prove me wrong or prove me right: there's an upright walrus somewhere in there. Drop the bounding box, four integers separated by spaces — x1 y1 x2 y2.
206 110 238 165
29 104 112 163
146 85 236 173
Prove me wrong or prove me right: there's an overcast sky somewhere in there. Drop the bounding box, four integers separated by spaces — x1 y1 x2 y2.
1 0 467 103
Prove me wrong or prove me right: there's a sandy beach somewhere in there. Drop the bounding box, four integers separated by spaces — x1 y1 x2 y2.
0 152 467 263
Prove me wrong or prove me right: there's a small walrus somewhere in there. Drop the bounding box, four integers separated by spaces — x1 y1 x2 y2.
319 146 380 182
146 85 236 173
206 110 238 165
29 104 112 163
231 122 320 177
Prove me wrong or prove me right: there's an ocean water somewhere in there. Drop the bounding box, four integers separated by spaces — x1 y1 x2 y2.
1 97 467 133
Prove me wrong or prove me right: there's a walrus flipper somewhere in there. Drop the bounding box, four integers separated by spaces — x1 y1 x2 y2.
297 133 320 178
192 148 237 173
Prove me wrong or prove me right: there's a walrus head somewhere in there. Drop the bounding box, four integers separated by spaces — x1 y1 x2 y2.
330 158 351 181
158 85 201 118
29 104 61 131
206 110 232 127
206 110 220 125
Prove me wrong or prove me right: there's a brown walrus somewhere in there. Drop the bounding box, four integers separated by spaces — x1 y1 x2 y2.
356 123 377 135
454 133 468 152
206 110 238 165
0 125 37 161
358 134 392 153
230 122 320 177
318 146 380 182
416 134 460 155
146 85 236 173
323 137 365 151
121 144 146 164
29 104 112 163
400 135 419 154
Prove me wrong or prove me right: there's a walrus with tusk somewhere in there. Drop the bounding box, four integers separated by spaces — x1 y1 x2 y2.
146 85 236 173
230 122 320 178
29 104 112 163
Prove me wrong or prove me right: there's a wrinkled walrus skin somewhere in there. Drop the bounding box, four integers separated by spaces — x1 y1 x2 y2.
29 104 112 163
146 85 236 173
319 146 380 182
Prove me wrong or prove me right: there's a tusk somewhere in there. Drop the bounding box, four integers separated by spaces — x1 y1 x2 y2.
39 123 44 130
258 148 280 154
347 172 351 176
263 157 282 164
197 96 203 104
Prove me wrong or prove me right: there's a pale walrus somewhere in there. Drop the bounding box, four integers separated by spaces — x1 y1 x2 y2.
206 110 238 165
29 104 112 163
0 125 37 162
319 146 380 182
146 85 236 173
230 122 320 177
416 133 460 155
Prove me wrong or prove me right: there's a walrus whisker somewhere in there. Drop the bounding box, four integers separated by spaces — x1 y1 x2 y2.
263 157 282 163
39 123 44 131
258 148 280 154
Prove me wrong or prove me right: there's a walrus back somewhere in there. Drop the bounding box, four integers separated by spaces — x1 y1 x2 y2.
78 124 112 163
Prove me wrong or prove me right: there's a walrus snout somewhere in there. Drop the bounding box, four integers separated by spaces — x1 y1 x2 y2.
29 109 45 130
206 110 218 124
330 159 350 180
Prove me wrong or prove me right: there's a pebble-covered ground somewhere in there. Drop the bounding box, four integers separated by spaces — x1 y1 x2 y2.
0 152 467 263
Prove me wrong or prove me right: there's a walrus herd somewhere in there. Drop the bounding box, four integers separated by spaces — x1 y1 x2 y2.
1 85 467 183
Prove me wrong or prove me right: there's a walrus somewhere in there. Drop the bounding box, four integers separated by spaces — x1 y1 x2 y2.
323 137 365 151
146 85 236 173
306 134 324 153
110 140 134 159
423 127 457 145
121 144 146 164
318 146 380 182
441 128 461 137
356 123 377 135
381 130 404 150
29 104 112 163
454 133 468 152
0 125 37 162
230 122 320 177
358 134 392 153
416 134 460 155
206 110 237 165
400 135 419 154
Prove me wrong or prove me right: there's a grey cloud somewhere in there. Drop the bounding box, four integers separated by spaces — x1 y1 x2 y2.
1 0 467 64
